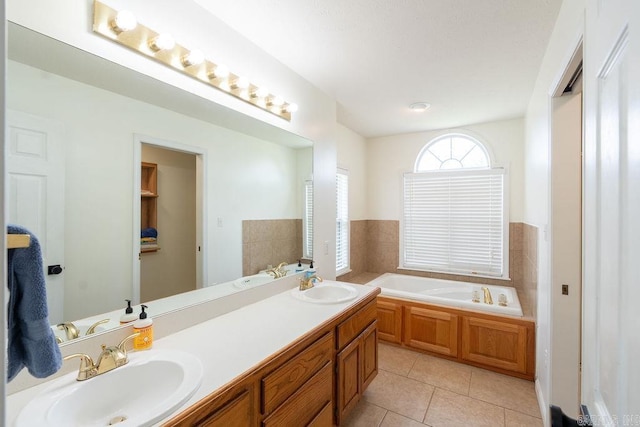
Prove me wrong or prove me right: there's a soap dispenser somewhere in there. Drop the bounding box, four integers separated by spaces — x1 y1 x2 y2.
296 259 304 272
119 299 137 325
133 305 153 350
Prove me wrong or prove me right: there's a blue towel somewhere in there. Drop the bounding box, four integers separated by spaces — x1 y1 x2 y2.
141 227 158 238
7 224 62 382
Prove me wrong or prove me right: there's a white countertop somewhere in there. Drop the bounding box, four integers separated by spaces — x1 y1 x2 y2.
7 281 378 426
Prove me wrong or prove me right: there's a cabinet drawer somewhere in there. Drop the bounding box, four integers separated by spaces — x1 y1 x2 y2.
337 299 377 350
262 362 333 427
308 401 333 427
261 332 333 414
197 389 252 427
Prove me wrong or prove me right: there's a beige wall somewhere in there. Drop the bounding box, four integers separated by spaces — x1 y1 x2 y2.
366 118 525 222
140 146 197 302
336 123 368 221
242 219 302 275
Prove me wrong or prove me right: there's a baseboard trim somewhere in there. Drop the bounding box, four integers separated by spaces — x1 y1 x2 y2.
535 378 549 427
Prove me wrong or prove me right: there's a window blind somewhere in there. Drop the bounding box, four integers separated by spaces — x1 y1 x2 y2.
303 179 314 259
336 170 349 274
403 168 505 277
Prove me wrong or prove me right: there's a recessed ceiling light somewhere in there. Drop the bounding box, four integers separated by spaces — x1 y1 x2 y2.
409 102 431 112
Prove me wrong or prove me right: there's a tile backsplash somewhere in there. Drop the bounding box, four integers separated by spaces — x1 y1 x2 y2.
339 220 538 319
242 219 302 276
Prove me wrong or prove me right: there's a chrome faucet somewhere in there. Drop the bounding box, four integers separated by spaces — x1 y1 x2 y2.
300 274 322 291
266 262 288 278
57 322 80 341
482 287 493 305
63 333 139 381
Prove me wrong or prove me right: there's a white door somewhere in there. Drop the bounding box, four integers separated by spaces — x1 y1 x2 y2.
583 0 640 422
7 110 65 324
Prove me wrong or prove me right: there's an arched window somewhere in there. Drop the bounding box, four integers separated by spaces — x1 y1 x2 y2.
403 133 508 278
415 134 490 171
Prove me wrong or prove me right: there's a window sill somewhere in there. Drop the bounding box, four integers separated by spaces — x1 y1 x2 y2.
397 266 510 282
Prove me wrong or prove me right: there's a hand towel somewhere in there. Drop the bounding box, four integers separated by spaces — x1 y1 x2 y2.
7 224 62 382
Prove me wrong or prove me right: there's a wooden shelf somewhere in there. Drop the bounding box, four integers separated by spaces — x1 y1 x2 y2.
141 162 158 253
7 234 31 249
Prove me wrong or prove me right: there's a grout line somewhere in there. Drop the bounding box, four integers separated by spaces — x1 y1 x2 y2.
422 385 436 424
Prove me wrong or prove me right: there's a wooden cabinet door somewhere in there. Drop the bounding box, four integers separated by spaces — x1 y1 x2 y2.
461 316 528 374
197 389 253 427
377 298 402 343
361 321 378 391
404 306 458 357
336 337 361 424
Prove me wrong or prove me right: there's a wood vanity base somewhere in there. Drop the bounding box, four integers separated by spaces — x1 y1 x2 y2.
164 290 380 426
377 296 535 381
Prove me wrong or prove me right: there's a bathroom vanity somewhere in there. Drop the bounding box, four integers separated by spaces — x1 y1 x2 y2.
7 281 380 426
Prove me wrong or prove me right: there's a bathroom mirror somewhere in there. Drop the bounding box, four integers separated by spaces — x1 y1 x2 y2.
6 23 313 343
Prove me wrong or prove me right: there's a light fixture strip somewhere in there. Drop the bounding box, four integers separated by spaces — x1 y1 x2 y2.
92 1 293 121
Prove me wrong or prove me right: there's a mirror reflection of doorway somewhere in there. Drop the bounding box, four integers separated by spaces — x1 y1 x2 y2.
139 143 198 302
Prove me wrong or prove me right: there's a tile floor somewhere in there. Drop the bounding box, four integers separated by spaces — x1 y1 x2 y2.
343 343 543 427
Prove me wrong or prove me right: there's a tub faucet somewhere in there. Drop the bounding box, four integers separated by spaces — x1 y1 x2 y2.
300 274 322 291
482 287 493 305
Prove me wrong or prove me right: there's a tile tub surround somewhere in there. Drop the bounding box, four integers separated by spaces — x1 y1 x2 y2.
242 219 303 275
339 221 538 319
343 343 543 427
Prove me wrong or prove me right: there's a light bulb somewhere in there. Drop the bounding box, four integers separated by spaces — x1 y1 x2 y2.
182 49 205 67
252 87 270 98
208 64 229 80
111 10 137 33
231 76 250 90
268 96 284 107
283 103 299 113
149 33 175 51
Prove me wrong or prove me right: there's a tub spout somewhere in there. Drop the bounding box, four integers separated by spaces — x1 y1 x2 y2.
481 287 493 305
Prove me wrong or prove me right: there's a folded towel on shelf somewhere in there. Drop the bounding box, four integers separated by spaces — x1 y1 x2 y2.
7 224 62 382
141 237 157 244
141 227 158 238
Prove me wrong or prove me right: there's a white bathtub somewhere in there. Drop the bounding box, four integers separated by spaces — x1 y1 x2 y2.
367 273 523 317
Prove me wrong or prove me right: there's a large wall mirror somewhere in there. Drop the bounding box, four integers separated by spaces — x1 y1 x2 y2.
6 23 313 344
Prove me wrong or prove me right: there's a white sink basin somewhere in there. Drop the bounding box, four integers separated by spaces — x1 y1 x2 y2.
15 349 202 427
233 273 274 289
291 282 358 304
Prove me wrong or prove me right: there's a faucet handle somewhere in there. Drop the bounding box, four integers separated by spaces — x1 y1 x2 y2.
63 353 97 381
57 322 80 340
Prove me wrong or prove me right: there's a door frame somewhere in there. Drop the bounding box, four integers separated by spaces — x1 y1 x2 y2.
132 134 207 304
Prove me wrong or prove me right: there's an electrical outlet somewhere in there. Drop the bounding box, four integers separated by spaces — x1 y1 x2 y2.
562 284 569 295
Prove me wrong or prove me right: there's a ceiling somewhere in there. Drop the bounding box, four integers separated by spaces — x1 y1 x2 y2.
194 0 562 138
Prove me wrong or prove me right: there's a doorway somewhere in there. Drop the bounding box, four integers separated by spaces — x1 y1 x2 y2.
549 43 583 417
132 135 207 304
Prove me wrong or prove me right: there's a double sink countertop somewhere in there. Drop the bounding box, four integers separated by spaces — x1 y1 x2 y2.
7 281 379 426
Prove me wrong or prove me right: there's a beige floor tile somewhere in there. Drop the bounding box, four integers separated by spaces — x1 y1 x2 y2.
381 411 428 427
424 388 505 427
505 409 544 427
408 353 472 395
469 368 540 418
342 400 387 427
379 343 420 376
363 369 435 422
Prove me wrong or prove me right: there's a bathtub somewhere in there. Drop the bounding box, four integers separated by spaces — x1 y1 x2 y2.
366 273 523 317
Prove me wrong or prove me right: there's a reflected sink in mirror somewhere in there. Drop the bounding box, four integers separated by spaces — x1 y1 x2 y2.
15 349 202 427
233 273 275 290
291 282 358 304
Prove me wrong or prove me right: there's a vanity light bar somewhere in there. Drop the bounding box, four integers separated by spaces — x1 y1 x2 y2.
92 1 295 121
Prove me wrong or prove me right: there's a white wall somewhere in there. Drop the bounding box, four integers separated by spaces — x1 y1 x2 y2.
1 4 7 423
8 60 303 320
523 0 585 422
336 124 368 221
366 118 525 221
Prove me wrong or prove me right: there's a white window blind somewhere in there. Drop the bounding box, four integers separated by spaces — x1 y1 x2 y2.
336 170 349 275
403 168 505 277
303 179 314 259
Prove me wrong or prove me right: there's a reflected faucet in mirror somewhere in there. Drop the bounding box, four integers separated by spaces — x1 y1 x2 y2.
56 319 111 343
265 262 288 278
